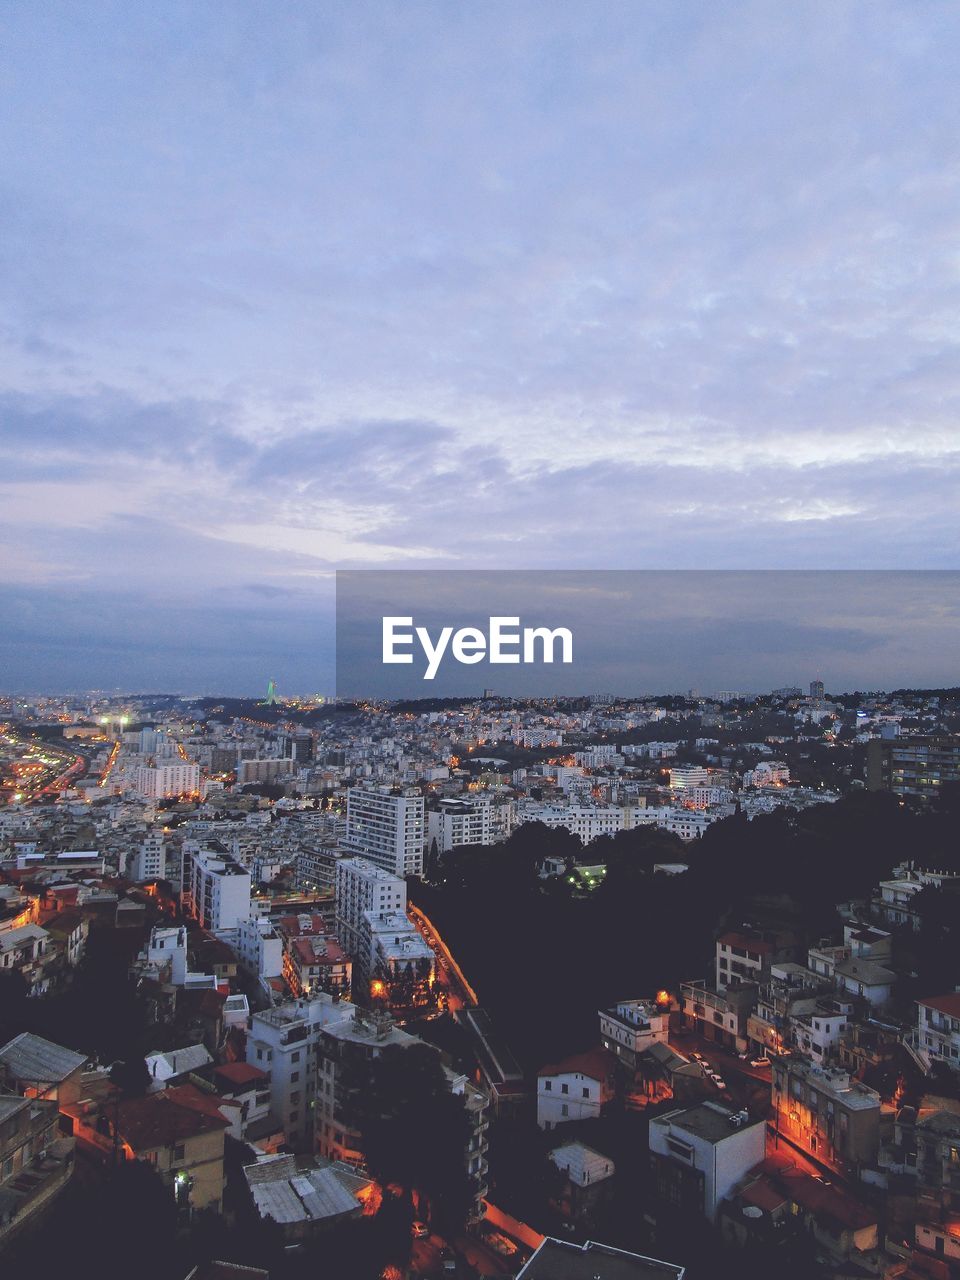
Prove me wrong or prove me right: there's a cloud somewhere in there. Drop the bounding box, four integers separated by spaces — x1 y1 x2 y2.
1 2 959 687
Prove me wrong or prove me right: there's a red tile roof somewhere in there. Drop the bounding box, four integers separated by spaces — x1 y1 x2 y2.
117 1086 230 1152
213 1062 268 1087
538 1048 618 1081
918 993 960 1018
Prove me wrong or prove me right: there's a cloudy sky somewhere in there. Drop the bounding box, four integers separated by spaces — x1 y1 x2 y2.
2 2 958 693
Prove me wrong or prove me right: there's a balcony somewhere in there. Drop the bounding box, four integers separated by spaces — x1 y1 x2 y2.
0 1137 75 1243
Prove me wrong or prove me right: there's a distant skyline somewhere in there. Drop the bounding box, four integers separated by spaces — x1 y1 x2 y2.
2 4 959 689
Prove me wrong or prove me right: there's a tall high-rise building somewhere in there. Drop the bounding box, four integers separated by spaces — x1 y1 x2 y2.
810 679 825 700
335 856 407 958
181 846 252 932
135 762 199 799
344 786 425 877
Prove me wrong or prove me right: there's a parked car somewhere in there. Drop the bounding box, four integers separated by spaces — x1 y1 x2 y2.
411 1221 430 1239
750 1056 771 1068
690 1051 704 1061
710 1074 727 1089
486 1232 518 1257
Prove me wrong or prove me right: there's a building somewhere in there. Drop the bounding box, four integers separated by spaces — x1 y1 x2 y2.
517 1239 685 1280
181 846 252 932
648 1100 766 1224
914 993 960 1074
0 1032 87 1106
365 911 435 1002
246 994 350 1152
681 979 758 1052
112 1085 230 1215
334 857 407 960
715 931 774 991
128 829 166 881
344 785 425 877
145 1044 214 1091
598 999 669 1073
548 1142 616 1221
771 1056 881 1172
234 915 284 985
314 1007 489 1217
237 759 296 786
537 1049 617 1131
285 932 352 1000
0 1095 75 1246
210 1063 277 1148
136 762 200 800
243 1152 373 1242
427 798 498 853
867 735 960 801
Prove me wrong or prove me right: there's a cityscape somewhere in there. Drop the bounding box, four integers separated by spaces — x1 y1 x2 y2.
0 681 959 1279
4 4 959 1280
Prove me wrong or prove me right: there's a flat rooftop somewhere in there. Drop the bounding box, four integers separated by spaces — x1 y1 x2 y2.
651 1101 763 1145
519 1238 684 1280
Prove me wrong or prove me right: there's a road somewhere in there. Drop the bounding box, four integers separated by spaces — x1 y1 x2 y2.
407 903 479 1013
410 1229 517 1278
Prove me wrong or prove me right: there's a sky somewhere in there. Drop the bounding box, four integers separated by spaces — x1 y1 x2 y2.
1 2 959 693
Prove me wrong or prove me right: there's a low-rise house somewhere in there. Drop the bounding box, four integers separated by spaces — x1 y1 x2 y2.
145 1044 214 1092
648 1100 766 1224
771 1056 882 1173
0 1095 75 1246
719 1159 879 1263
537 1049 618 1131
243 1152 374 1242
0 1032 87 1107
0 922 54 995
210 1063 279 1149
548 1142 615 1221
598 999 669 1073
111 1084 230 1215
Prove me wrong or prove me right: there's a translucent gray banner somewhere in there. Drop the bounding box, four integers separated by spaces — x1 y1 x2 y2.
334 570 960 700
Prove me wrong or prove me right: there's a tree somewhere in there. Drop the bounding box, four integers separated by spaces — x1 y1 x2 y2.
342 1042 474 1233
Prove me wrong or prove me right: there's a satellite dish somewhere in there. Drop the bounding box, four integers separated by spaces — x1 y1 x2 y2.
743 1206 764 1219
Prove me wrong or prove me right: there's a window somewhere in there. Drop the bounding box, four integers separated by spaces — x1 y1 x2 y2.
561 1083 569 1095
561 1104 569 1117
173 1144 185 1160
544 1080 552 1091
290 1071 300 1083
582 1087 589 1098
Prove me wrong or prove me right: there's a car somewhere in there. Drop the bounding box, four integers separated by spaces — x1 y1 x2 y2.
710 1075 727 1089
690 1051 704 1061
486 1232 518 1257
750 1056 771 1068
440 1248 457 1274
411 1221 430 1239
737 1050 751 1060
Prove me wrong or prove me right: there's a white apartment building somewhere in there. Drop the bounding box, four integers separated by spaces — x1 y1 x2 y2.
135 762 200 799
247 993 352 1151
335 857 407 960
344 786 425 877
790 1001 853 1064
916 994 960 1072
649 1101 766 1223
181 845 252 932
668 766 711 791
742 761 790 788
599 1000 669 1072
518 803 647 843
234 915 284 984
427 798 501 852
127 829 166 881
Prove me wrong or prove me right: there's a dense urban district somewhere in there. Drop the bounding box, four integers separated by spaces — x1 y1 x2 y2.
1 684 960 1280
